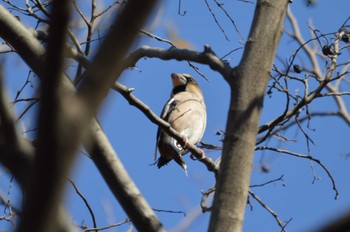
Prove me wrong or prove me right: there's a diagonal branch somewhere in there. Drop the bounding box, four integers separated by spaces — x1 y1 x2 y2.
0 64 34 188
113 82 219 175
249 190 290 232
87 120 165 232
68 178 97 230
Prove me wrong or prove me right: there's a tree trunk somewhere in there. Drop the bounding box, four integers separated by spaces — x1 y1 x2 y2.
208 1 289 231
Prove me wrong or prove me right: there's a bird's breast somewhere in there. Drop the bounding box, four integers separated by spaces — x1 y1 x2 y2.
167 92 206 145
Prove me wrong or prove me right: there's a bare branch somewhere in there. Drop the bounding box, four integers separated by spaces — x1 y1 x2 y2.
122 45 232 80
250 175 285 188
0 189 20 216
177 0 186 16
68 178 97 231
268 111 342 134
139 30 212 81
88 120 165 232
255 146 339 199
139 29 175 47
204 0 229 41
18 0 73 230
94 1 120 18
152 208 186 217
259 8 350 141
249 190 290 232
213 0 244 42
0 64 34 187
81 219 131 232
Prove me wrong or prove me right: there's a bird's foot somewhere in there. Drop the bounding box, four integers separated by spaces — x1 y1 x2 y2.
190 149 205 160
182 137 190 150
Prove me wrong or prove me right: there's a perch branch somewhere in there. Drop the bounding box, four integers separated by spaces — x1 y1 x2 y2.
113 82 219 176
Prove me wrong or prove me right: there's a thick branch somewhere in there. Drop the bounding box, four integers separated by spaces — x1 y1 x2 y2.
122 45 232 79
209 1 289 231
88 120 164 232
19 1 72 231
0 3 163 232
0 5 46 77
0 65 34 188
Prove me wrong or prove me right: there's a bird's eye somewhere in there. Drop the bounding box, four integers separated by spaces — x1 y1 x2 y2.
182 74 193 83
185 75 194 83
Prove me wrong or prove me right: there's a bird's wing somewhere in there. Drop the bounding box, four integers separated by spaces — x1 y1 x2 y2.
160 98 180 120
153 98 180 161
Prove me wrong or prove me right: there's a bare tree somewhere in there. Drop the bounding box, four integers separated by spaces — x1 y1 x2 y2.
0 0 349 232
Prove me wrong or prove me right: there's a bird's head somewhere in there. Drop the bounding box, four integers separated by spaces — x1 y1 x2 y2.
171 73 202 97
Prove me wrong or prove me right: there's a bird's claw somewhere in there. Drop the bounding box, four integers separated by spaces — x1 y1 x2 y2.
182 137 190 150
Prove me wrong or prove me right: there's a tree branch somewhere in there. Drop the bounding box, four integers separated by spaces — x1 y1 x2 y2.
0 64 34 188
249 190 290 232
68 178 97 231
87 120 165 232
121 45 232 80
209 1 289 231
256 146 339 199
18 0 73 231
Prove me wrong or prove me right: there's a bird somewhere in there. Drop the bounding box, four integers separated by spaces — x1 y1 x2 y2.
154 73 206 174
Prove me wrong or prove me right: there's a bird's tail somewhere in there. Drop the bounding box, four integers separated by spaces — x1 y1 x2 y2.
174 156 188 176
157 156 188 176
156 157 171 169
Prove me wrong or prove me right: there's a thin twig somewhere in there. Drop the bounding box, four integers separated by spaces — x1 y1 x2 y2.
213 0 244 42
178 0 186 16
139 30 212 81
139 29 175 47
204 0 229 41
152 208 186 217
68 178 97 231
250 175 285 188
16 99 39 122
249 190 290 232
81 219 131 232
220 47 243 60
256 146 339 199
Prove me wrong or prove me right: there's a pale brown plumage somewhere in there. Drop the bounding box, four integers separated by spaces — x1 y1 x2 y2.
154 73 206 173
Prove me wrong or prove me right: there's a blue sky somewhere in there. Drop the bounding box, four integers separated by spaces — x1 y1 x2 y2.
1 0 350 231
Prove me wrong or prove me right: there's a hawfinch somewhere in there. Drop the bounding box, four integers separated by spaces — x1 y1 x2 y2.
154 73 207 173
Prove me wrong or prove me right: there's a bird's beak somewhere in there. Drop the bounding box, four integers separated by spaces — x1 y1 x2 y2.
171 73 187 87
